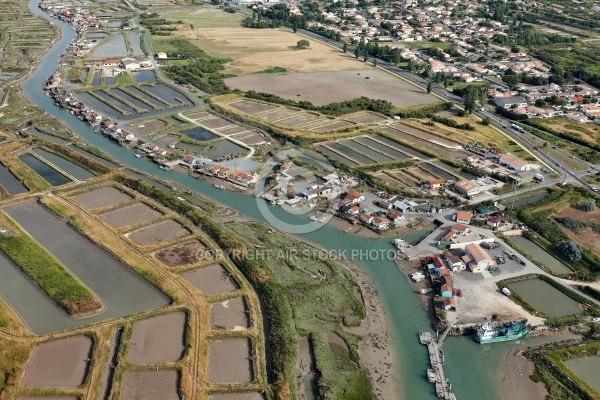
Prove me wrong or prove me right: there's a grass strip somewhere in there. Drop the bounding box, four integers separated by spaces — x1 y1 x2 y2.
0 212 102 315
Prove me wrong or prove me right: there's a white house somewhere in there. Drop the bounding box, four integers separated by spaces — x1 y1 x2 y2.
372 216 390 230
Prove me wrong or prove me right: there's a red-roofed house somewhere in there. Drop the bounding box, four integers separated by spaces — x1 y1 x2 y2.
455 211 472 224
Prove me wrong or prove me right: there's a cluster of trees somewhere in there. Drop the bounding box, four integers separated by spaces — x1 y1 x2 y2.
139 13 180 35
394 102 453 118
160 39 231 95
296 39 310 50
496 106 528 121
241 17 279 29
244 91 394 116
554 241 583 262
453 85 485 113
431 115 475 130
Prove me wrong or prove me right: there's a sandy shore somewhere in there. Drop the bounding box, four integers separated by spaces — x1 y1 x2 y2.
499 348 546 400
341 260 399 400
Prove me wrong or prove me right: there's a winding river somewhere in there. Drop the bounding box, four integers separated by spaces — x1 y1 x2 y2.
20 1 572 397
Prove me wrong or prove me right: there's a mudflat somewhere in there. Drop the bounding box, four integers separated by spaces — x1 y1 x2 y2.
21 336 92 388
73 186 132 209
129 312 186 363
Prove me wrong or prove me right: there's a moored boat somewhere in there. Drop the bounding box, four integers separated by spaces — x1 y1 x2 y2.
446 378 452 390
474 320 529 344
427 369 436 383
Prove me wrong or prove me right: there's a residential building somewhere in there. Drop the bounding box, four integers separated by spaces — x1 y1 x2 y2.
360 213 373 225
455 211 472 224
425 178 444 189
121 58 140 70
372 216 390 230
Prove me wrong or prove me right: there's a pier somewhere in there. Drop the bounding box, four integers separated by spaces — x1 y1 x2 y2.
419 327 457 400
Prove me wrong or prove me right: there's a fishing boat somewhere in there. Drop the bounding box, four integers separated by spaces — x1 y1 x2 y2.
439 349 445 364
474 320 529 344
427 369 436 383
446 378 452 391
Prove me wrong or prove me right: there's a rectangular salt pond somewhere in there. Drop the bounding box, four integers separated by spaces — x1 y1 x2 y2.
314 145 359 167
141 84 189 105
564 356 600 393
92 35 127 58
510 236 571 274
327 143 376 165
2 201 170 334
91 71 101 87
180 127 217 142
507 278 582 318
339 139 394 163
132 70 155 83
127 32 144 56
0 164 28 195
19 154 71 186
33 149 94 180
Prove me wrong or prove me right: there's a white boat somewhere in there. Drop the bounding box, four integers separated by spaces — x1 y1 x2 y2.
134 153 141 158
213 184 225 190
419 288 433 294
446 378 452 390
427 369 436 383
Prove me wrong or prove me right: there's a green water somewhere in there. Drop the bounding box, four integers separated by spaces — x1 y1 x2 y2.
565 356 600 393
21 2 577 397
510 236 571 274
508 279 582 318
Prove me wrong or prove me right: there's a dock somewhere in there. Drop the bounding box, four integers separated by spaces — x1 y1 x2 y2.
419 326 457 399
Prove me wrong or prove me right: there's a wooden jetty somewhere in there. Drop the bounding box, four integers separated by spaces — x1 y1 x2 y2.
420 326 457 399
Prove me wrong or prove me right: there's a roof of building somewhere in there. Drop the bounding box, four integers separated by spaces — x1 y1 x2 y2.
498 96 527 104
443 297 457 307
465 243 494 264
456 211 472 220
441 284 453 293
499 154 528 167
454 180 477 191
452 224 469 232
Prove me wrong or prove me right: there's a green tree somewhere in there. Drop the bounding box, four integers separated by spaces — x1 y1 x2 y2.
293 21 298 33
373 58 377 67
427 81 432 94
554 241 582 262
354 47 359 58
296 39 310 50
580 199 597 212
407 58 414 72
481 117 491 125
503 74 519 87
343 42 347 53
364 50 369 62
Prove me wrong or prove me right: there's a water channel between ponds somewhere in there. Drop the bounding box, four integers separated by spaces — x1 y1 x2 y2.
1 200 170 334
21 1 576 397
33 148 94 180
19 153 71 186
